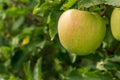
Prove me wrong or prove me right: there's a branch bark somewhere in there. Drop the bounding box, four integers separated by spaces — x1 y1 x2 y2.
101 5 111 16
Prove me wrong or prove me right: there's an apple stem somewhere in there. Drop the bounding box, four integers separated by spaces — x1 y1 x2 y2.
100 5 111 17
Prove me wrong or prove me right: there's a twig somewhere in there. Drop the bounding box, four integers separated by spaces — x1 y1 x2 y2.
100 5 111 17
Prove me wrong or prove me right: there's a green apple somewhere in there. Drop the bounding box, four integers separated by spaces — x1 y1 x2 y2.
58 9 106 55
111 8 120 40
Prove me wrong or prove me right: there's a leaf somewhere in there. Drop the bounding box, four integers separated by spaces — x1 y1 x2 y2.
78 68 113 80
33 1 41 15
9 74 21 80
6 7 28 17
11 49 28 73
0 63 7 74
78 0 103 8
104 0 120 7
54 58 62 71
47 12 61 40
22 36 30 46
0 11 6 20
0 20 4 30
103 27 118 48
36 40 46 49
114 44 120 55
103 56 120 80
24 61 33 80
67 67 113 80
33 57 43 80
22 27 34 35
11 36 20 47
0 46 12 60
104 56 120 71
115 71 120 79
89 5 105 12
61 0 78 10
19 0 30 3
67 70 83 80
12 17 24 30
33 0 60 16
107 55 120 63
0 0 10 2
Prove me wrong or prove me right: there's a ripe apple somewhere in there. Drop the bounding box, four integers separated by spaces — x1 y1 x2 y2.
111 8 120 40
58 9 106 55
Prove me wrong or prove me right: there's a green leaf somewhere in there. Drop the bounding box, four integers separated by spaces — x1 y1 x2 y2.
105 0 120 7
61 0 78 10
11 49 28 73
104 56 120 71
0 46 12 60
67 71 83 80
0 63 8 74
10 36 20 48
33 0 60 16
0 0 10 3
78 0 103 8
107 55 120 63
114 44 120 55
66 67 113 80
103 27 118 48
33 4 40 15
47 12 61 40
33 1 41 15
24 61 33 80
19 0 30 3
22 27 34 35
78 68 113 80
6 7 28 17
115 71 120 79
104 56 120 80
54 58 62 71
0 20 4 30
0 11 6 20
12 17 24 30
33 57 43 80
9 74 21 80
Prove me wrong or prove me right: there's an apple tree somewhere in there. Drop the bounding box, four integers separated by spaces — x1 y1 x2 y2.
0 0 120 80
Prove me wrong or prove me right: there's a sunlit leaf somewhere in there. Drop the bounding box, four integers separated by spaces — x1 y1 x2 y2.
33 57 43 80
105 0 120 7
24 61 33 80
78 0 103 8
22 36 30 46
61 0 77 10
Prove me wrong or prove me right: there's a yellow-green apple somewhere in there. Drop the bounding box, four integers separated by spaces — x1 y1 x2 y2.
58 9 106 55
111 8 120 40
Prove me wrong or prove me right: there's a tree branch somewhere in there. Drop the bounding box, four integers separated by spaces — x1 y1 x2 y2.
100 5 111 17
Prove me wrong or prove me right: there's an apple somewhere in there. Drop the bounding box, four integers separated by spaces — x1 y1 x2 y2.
111 8 120 40
58 9 106 55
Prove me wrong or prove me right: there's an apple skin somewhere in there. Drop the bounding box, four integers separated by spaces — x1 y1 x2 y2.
111 8 120 41
58 9 106 55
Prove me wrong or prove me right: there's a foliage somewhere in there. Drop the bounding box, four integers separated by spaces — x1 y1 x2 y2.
0 0 120 80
